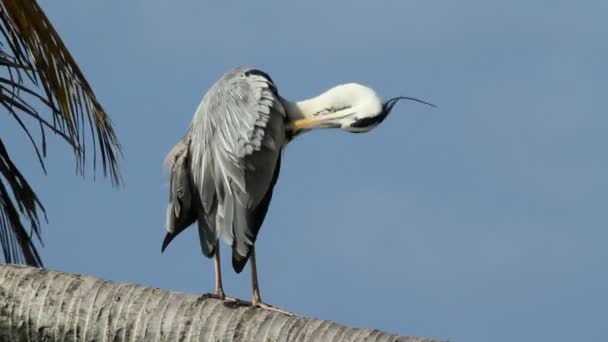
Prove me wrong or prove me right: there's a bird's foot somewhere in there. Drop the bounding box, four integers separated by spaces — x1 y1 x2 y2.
221 297 253 309
199 292 222 300
200 291 252 308
252 300 296 316
199 292 237 302
215 297 295 316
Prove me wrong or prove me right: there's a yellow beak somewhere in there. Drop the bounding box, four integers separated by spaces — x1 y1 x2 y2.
288 118 326 130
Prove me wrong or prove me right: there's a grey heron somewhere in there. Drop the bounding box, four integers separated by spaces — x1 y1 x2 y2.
161 67 434 314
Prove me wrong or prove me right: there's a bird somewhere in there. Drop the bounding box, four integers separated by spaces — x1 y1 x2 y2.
161 67 434 315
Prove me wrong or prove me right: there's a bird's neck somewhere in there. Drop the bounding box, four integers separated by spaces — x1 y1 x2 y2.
281 95 330 122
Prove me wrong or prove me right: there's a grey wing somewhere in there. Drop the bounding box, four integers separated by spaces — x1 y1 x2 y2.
189 67 285 272
162 134 217 258
161 136 203 253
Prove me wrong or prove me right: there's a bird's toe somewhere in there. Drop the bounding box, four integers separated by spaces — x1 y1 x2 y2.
253 301 296 316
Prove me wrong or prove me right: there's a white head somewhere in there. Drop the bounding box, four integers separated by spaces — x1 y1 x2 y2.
284 83 435 136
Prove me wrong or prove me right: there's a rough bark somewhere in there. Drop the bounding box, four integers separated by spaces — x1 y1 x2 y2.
0 265 440 342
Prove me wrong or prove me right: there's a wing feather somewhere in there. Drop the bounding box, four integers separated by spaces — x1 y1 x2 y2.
161 136 201 253
188 67 285 271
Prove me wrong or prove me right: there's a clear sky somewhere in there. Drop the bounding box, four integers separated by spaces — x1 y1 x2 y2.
2 1 607 341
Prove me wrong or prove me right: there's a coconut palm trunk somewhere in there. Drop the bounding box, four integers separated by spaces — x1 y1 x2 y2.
0 0 122 266
0 265 440 342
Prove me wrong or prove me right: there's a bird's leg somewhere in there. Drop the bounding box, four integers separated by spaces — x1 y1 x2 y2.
214 245 225 298
201 244 236 301
250 246 262 304
250 246 295 316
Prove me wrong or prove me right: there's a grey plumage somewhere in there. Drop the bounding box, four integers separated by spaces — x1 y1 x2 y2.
163 67 285 273
162 136 199 253
161 66 432 311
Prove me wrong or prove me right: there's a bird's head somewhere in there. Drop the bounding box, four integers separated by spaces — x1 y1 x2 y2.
285 83 435 136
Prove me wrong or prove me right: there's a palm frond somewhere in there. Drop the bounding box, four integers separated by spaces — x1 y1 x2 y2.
0 0 122 266
0 139 44 266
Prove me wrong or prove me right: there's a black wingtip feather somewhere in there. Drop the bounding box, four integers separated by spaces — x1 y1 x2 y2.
161 232 175 253
232 249 249 273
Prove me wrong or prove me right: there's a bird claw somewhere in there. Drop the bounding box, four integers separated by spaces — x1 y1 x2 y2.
213 297 295 316
199 292 237 302
200 292 220 300
200 294 295 316
253 301 296 316
222 297 253 309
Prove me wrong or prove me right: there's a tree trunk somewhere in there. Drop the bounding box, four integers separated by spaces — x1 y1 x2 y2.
0 265 440 342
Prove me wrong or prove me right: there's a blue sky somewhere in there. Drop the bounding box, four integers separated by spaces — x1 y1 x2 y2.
2 1 607 341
